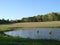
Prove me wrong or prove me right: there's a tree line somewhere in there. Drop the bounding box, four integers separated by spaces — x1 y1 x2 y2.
21 12 60 22
0 19 21 24
0 12 60 24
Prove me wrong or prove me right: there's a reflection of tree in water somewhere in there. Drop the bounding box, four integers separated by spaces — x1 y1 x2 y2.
36 30 40 39
49 31 52 35
49 31 52 39
37 30 39 34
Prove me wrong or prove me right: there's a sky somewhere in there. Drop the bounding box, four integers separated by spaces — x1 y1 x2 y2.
0 0 60 20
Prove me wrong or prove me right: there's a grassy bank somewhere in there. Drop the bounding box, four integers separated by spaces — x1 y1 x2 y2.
0 34 60 45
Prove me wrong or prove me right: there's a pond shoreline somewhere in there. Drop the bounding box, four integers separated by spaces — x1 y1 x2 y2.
0 27 60 35
0 27 60 45
4 28 60 41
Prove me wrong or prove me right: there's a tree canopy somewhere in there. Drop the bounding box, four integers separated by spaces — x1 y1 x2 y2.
21 12 60 22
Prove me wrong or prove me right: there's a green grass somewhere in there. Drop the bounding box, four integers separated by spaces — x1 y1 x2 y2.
0 27 12 32
0 34 60 45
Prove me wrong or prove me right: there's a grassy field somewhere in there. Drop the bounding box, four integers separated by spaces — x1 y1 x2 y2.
11 21 60 28
0 21 60 31
0 21 60 45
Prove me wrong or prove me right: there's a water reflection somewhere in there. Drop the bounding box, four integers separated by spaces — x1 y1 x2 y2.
4 28 60 41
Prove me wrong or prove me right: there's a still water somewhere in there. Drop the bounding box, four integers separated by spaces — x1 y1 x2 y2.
4 28 60 40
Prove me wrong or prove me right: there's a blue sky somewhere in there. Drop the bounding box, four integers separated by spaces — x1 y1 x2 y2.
0 0 60 20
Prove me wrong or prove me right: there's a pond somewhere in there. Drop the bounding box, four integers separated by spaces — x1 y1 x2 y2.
4 28 60 41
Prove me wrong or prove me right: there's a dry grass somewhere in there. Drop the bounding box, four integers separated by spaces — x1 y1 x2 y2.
0 21 60 28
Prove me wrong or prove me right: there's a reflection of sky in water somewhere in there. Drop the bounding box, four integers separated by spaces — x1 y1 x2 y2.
4 28 60 41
